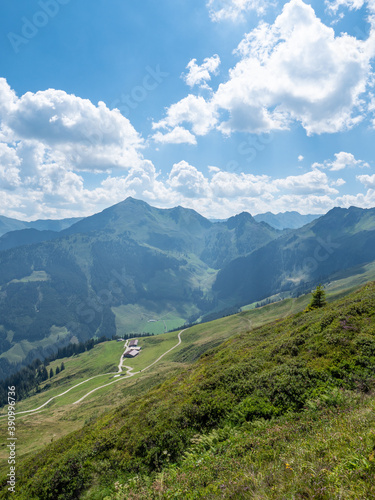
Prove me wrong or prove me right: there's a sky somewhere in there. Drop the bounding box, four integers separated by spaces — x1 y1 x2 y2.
1 0 375 220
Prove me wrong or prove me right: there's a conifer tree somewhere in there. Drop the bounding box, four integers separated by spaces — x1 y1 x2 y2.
306 284 326 311
41 366 49 382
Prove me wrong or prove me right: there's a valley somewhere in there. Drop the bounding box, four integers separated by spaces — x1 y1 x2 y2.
0 288 318 475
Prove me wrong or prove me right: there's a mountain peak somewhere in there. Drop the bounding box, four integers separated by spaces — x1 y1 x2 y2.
226 212 255 229
117 197 152 209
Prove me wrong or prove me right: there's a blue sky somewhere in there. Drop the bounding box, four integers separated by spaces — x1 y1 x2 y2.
0 0 375 219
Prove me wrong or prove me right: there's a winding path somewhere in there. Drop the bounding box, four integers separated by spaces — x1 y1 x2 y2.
114 339 129 377
72 329 186 404
0 329 187 418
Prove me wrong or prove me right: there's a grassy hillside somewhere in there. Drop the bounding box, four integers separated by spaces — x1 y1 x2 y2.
2 282 375 499
108 390 375 499
0 291 314 472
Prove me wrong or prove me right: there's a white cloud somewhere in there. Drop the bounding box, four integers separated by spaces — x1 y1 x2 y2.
0 78 154 220
210 170 276 198
330 151 370 170
314 151 370 170
0 78 144 172
167 161 210 198
298 155 304 161
157 0 375 137
153 127 197 145
208 165 221 172
0 143 21 190
325 0 366 14
153 94 218 136
183 55 221 88
0 147 366 221
207 0 269 22
215 0 374 135
332 178 346 186
357 173 375 187
274 169 339 195
98 161 170 203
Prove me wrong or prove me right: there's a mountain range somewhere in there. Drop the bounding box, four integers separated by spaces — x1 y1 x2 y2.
253 211 322 230
0 198 374 378
215 206 375 306
0 210 319 239
0 215 82 238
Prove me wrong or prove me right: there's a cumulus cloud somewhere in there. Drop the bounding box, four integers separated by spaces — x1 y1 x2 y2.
97 161 170 203
156 0 375 137
183 55 221 88
357 173 375 187
0 78 144 173
210 170 276 198
0 143 21 190
0 145 368 220
167 161 210 198
153 94 218 136
153 127 197 145
0 78 155 219
155 164 357 217
325 0 367 14
332 178 346 186
330 152 370 170
314 151 370 171
207 0 270 22
217 0 375 135
274 169 339 195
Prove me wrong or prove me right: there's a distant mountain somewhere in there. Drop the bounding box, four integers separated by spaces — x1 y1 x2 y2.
0 215 82 238
214 206 375 307
0 197 280 376
0 215 27 237
254 211 323 230
28 217 83 232
202 212 279 268
62 198 281 268
0 229 60 252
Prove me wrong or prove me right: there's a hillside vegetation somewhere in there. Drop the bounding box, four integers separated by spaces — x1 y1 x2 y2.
2 282 375 499
0 290 314 472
